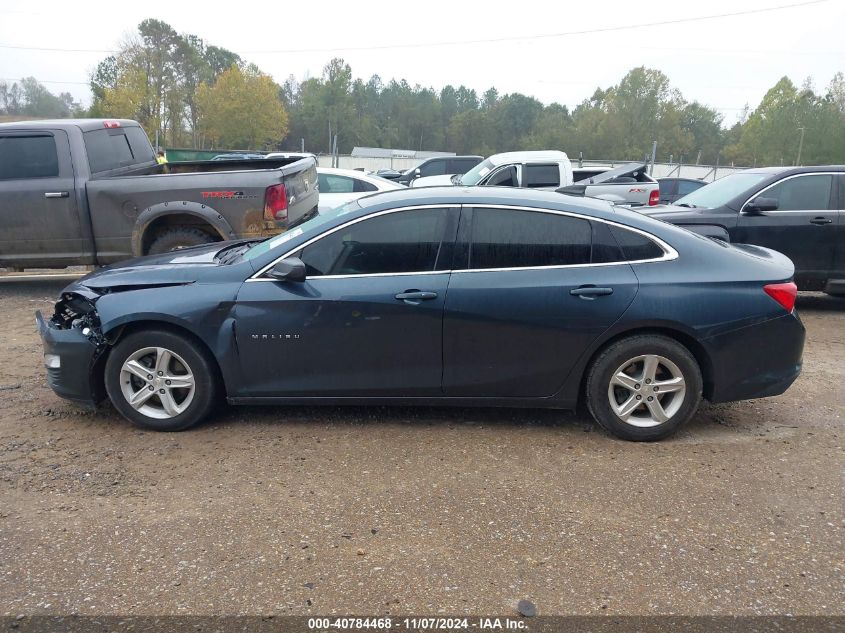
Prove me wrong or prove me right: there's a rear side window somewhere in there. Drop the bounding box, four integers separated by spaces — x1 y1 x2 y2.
298 208 449 276
761 174 833 211
608 225 665 261
0 135 58 179
677 180 703 196
523 164 560 188
318 173 355 193
469 208 591 269
83 127 154 173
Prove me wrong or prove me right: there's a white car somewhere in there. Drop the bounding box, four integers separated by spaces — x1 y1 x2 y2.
317 167 404 212
410 150 574 190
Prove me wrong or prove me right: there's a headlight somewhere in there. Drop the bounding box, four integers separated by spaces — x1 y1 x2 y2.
44 354 61 369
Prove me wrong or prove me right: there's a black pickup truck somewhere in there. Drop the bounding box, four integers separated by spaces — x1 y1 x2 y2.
0 119 318 270
642 166 845 296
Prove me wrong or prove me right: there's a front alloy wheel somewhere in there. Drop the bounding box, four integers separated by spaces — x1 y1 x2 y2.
586 335 703 441
105 329 219 431
119 347 196 419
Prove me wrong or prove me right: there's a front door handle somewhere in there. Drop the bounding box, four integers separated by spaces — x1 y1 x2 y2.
395 290 438 304
809 217 833 225
44 192 69 199
570 286 614 299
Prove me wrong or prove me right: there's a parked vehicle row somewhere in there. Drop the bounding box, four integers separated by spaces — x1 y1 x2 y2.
0 119 319 270
37 186 804 441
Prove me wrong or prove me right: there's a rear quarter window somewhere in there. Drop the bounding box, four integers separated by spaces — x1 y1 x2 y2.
608 225 666 261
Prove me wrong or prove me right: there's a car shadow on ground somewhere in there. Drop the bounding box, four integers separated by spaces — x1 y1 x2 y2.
795 291 845 311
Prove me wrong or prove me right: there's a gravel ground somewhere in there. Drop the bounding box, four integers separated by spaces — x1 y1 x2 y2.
0 278 842 617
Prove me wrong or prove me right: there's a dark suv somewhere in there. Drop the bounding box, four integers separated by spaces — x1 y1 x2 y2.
398 155 482 186
644 166 844 295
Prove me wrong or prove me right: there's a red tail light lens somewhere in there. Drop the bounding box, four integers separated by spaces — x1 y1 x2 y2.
648 189 660 206
264 184 288 222
764 282 797 312
103 120 121 128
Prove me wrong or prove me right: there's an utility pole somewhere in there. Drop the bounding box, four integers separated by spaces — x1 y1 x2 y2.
648 141 657 175
796 127 806 166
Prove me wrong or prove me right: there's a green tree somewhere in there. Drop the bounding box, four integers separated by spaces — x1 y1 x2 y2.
196 64 288 149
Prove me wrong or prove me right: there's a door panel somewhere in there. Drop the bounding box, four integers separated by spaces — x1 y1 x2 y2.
0 130 84 266
233 274 449 396
443 265 638 397
735 174 836 282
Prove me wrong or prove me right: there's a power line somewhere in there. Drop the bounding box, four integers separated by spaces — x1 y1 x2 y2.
0 0 831 55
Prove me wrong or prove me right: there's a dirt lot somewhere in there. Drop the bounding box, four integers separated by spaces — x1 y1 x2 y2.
0 278 842 617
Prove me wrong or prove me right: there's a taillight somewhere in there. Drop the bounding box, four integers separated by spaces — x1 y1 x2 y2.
764 282 797 312
648 189 660 206
103 120 121 128
264 184 288 222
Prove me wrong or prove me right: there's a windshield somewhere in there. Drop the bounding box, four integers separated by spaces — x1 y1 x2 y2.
674 172 769 208
457 158 494 186
242 200 362 262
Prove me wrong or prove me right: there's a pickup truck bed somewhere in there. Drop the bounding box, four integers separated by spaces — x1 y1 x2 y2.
0 119 318 269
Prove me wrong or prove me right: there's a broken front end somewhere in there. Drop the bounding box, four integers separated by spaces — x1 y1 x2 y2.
36 290 108 407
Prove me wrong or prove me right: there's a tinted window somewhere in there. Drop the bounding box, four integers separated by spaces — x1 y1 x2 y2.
354 179 378 193
591 221 625 263
469 208 591 269
299 208 448 276
419 159 447 177
523 164 560 188
485 166 518 187
84 128 151 173
677 180 704 196
0 135 58 179
318 173 355 193
449 158 480 174
608 225 665 261
762 175 833 211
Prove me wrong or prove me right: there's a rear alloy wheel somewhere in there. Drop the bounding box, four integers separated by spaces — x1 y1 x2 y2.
105 329 219 431
586 335 702 441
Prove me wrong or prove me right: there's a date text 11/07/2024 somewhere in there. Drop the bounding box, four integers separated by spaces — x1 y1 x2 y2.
307 618 529 630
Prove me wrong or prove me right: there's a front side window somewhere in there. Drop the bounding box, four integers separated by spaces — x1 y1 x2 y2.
758 174 833 211
419 160 447 177
468 208 592 269
298 208 449 276
0 135 59 179
523 164 560 188
484 166 518 187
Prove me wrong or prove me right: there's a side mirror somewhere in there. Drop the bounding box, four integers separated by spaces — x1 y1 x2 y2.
745 196 778 214
266 257 306 282
414 168 421 177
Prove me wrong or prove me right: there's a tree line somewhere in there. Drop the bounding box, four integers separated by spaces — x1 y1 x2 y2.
2 18 844 167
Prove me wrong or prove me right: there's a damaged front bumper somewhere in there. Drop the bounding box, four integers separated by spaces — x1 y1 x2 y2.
36 303 106 408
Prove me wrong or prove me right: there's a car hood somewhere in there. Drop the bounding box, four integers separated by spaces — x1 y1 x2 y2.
411 174 457 187
71 241 241 292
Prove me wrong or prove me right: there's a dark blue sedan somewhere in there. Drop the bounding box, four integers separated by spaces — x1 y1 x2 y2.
37 187 805 441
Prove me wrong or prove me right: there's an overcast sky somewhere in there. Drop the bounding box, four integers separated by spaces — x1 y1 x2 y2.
1 0 843 126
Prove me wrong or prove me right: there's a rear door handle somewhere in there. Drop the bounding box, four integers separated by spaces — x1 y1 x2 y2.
809 217 833 225
44 192 69 198
395 290 438 304
570 286 614 299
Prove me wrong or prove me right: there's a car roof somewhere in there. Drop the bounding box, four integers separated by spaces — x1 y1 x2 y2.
0 118 141 132
356 185 615 216
488 150 569 166
741 165 845 175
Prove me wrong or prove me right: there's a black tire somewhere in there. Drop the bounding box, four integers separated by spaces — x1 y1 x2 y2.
585 334 703 441
104 328 220 431
147 227 215 255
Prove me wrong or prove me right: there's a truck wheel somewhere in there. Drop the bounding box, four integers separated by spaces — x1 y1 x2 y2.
147 227 216 255
104 328 220 431
585 334 703 441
